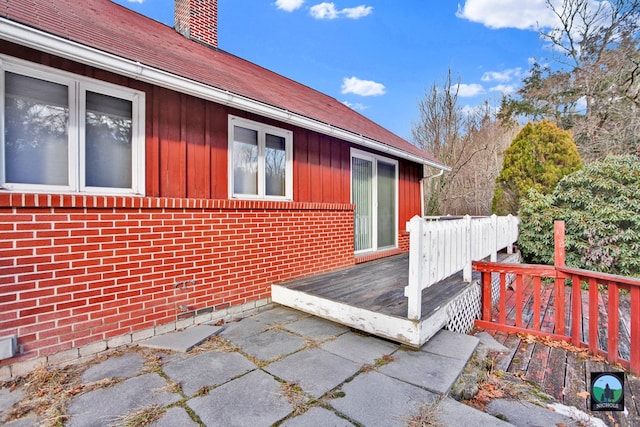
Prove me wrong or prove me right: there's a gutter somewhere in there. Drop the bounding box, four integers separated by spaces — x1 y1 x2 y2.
0 18 450 171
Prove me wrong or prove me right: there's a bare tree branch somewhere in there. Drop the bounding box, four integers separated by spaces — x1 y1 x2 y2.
412 71 520 215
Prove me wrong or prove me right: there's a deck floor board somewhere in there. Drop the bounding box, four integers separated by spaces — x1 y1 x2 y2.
276 252 476 320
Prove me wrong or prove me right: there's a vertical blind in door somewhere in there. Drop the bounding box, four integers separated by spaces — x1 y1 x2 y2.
352 157 373 252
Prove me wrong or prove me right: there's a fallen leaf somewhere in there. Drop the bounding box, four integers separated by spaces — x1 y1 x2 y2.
576 391 590 398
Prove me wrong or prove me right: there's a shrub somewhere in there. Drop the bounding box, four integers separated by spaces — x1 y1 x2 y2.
493 120 582 215
518 155 640 277
516 189 556 265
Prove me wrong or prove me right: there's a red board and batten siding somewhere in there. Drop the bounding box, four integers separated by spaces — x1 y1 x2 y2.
145 84 420 210
2 40 422 226
0 42 423 371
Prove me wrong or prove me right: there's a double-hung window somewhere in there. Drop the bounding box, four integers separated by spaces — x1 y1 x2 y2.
1 56 145 194
228 115 293 200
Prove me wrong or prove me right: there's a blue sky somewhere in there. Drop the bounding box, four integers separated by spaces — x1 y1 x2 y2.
113 0 562 142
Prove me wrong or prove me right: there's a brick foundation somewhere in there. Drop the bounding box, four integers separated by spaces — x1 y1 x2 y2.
0 193 354 376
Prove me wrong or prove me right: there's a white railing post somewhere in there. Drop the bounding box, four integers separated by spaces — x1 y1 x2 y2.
491 214 498 262
406 215 424 320
507 214 515 254
463 215 472 282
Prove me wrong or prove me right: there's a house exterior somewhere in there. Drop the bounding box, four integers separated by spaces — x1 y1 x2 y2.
0 0 447 377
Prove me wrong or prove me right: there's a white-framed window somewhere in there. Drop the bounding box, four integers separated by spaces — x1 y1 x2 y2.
1 56 145 195
228 115 293 200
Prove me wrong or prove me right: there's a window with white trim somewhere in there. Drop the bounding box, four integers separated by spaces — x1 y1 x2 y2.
228 115 293 199
1 56 145 194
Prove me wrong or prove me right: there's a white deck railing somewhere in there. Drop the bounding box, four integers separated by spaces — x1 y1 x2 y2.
405 214 519 320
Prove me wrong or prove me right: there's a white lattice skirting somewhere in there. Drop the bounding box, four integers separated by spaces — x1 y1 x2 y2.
446 283 482 334
445 252 521 334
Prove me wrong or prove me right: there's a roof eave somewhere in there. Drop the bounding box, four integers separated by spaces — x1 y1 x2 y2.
0 18 450 171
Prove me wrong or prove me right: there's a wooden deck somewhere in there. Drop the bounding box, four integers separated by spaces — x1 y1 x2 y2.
274 253 476 318
272 252 517 347
487 272 632 360
476 275 640 426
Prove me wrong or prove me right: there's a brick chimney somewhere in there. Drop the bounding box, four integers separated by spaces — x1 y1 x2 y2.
175 0 218 48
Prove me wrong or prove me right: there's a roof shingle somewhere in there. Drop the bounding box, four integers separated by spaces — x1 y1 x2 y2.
1 0 442 166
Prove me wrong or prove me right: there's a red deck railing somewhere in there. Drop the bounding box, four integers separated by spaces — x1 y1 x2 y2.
473 221 640 376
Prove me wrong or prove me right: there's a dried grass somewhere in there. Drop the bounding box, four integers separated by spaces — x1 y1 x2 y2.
141 351 165 374
375 354 395 367
401 398 444 427
109 404 164 427
0 346 154 427
360 354 395 373
3 363 85 427
280 382 309 416
83 377 122 391
188 335 238 354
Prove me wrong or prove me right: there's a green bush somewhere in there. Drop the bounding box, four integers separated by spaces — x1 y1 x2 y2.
493 120 582 215
518 155 640 277
516 189 556 265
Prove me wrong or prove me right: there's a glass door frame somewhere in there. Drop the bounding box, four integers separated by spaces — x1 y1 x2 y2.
350 148 399 254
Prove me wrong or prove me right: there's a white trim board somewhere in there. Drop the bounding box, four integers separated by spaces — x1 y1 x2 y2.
271 284 448 348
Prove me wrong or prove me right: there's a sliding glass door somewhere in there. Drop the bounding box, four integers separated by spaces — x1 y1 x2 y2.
352 156 373 252
377 160 396 248
351 150 397 253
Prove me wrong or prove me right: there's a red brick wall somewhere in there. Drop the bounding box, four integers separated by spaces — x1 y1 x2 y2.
0 193 354 365
399 231 410 252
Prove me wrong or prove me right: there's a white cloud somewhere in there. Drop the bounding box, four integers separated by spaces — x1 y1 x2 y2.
489 84 517 95
481 68 522 82
275 0 304 12
126 0 144 3
456 0 558 30
342 101 368 111
310 2 339 19
457 0 612 48
342 5 373 19
452 83 485 97
310 2 373 19
341 77 386 96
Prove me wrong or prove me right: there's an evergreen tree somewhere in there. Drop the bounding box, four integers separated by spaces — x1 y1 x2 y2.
492 120 582 215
